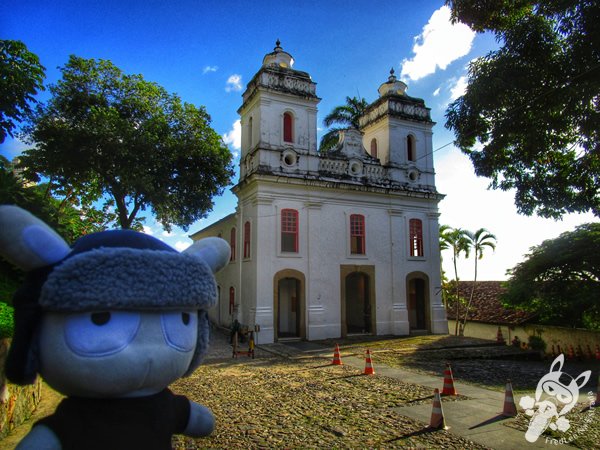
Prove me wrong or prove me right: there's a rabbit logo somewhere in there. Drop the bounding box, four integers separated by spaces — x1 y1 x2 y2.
519 354 591 443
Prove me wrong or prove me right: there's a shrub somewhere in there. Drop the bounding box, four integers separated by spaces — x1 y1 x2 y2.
528 335 547 352
0 302 14 338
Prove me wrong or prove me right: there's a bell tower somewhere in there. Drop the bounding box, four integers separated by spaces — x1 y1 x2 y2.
237 41 321 181
360 69 436 188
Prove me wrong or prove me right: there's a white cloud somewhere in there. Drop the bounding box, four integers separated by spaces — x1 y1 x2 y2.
400 6 475 81
222 119 241 150
174 240 191 251
449 75 468 100
433 87 441 97
142 225 154 235
162 230 175 237
435 150 596 280
225 74 243 92
202 65 218 74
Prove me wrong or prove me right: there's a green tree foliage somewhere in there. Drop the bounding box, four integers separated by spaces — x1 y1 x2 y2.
445 0 600 219
0 156 112 305
503 223 600 329
20 56 234 231
319 96 368 153
0 40 45 143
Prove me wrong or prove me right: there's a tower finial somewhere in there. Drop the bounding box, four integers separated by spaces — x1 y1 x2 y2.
389 67 397 82
275 39 282 50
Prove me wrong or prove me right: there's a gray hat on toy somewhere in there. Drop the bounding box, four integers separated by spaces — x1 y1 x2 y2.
0 205 230 384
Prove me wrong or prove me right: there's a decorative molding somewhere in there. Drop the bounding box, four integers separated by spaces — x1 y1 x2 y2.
388 209 404 217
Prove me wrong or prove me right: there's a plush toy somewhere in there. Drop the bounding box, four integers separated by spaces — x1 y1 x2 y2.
0 205 230 450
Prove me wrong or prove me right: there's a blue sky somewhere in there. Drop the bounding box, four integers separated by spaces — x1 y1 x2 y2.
2 1 595 280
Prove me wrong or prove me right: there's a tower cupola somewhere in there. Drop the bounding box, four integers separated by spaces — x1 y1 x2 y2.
262 39 294 68
377 68 408 97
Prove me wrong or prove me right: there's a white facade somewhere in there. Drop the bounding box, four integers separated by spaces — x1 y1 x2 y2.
191 43 448 343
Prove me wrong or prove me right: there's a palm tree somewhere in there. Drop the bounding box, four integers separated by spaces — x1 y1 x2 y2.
319 96 368 153
440 227 471 335
438 224 453 309
461 228 497 334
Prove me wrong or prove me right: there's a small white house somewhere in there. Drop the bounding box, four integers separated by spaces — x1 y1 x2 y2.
191 42 448 343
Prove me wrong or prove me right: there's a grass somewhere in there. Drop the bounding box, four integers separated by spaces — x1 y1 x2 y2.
0 302 14 339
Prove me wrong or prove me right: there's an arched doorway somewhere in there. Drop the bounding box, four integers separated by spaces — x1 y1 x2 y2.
340 265 376 337
273 270 306 340
407 273 430 332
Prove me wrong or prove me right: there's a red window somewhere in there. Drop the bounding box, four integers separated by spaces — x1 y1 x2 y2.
230 227 236 261
409 218 423 257
283 112 293 143
370 138 378 159
350 214 365 254
248 117 253 148
407 135 415 162
229 287 235 315
281 209 298 252
243 221 251 258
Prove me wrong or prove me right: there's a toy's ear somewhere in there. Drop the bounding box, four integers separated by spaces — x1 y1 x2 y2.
0 205 70 270
574 370 591 389
184 237 230 273
549 354 564 373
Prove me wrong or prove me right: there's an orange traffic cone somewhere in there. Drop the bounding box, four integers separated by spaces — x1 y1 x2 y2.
595 345 600 360
363 349 375 375
496 326 505 345
331 343 343 365
428 388 448 430
441 363 457 396
502 381 518 417
567 345 575 360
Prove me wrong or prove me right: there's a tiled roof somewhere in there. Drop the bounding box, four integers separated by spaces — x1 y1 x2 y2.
445 281 536 325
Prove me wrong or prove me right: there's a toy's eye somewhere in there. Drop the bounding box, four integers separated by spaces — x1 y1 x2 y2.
64 311 141 357
161 310 197 352
91 312 111 325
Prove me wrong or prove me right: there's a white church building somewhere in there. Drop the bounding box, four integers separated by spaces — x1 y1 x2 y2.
191 42 448 343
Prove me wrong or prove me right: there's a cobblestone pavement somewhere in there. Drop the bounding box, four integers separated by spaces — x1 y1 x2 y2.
4 328 597 449
172 330 600 449
172 330 489 449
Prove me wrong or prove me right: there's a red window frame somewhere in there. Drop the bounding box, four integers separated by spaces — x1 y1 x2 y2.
230 227 236 261
229 287 235 315
243 221 251 259
370 138 378 159
350 214 365 255
409 218 424 257
281 209 298 252
407 135 415 162
283 112 293 143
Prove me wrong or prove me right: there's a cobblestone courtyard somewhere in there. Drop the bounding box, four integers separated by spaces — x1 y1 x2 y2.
170 330 600 449
4 329 599 449
172 334 485 449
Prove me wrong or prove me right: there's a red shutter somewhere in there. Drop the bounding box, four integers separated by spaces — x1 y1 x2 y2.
283 113 293 143
230 227 236 261
281 209 298 252
409 219 423 256
370 139 378 159
350 214 365 254
244 221 251 258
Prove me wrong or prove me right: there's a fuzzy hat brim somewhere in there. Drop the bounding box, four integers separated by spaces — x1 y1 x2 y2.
39 247 217 312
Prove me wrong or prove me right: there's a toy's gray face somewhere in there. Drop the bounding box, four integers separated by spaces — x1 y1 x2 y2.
38 310 198 398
